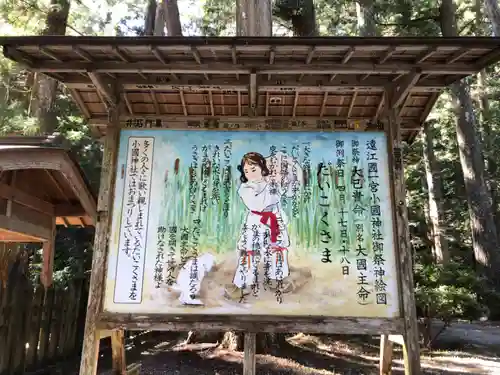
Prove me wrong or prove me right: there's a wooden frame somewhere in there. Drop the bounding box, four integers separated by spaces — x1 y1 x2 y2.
2 35 500 375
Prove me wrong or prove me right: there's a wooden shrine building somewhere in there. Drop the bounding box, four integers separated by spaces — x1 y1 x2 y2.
1 35 500 375
0 135 97 286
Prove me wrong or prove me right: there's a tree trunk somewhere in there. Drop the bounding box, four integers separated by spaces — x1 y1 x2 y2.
32 0 70 134
273 0 317 36
356 0 377 36
422 121 450 264
440 0 500 289
475 0 500 243
154 1 166 36
237 0 272 36
484 0 500 35
144 0 157 35
164 0 183 36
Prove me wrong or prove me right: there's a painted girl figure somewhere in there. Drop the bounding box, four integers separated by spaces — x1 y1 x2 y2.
225 152 292 300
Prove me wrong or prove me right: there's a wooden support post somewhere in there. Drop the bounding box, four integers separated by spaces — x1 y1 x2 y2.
384 90 421 375
243 332 256 375
40 218 56 288
78 96 120 375
379 334 394 375
110 330 127 375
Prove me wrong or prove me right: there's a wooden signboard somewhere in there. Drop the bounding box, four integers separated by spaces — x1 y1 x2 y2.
87 115 419 375
104 129 399 318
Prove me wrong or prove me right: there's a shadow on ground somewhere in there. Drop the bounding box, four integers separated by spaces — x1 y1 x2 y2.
85 332 498 375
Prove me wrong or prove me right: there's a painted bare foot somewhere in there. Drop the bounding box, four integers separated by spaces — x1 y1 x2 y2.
179 293 204 305
268 279 295 294
224 284 242 300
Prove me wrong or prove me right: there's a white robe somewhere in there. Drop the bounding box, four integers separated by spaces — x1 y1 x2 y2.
233 180 290 289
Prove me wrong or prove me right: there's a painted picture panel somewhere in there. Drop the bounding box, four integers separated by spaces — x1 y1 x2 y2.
103 129 400 318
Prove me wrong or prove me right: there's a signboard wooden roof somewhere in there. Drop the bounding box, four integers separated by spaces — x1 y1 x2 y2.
1 36 499 141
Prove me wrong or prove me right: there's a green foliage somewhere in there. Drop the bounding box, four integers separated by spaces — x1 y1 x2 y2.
414 262 487 322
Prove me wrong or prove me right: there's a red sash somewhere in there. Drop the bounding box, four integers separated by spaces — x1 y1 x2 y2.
252 210 279 243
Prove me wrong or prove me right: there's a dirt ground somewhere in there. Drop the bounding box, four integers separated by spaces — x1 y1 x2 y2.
70 321 500 375
137 251 399 318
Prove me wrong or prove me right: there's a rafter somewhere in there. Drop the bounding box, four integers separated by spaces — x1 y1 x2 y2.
292 91 299 117
122 92 133 115
88 72 117 106
249 72 257 116
320 92 328 117
387 70 422 109
150 91 160 114
39 47 62 62
379 47 396 64
179 90 188 116
415 47 437 63
208 91 215 116
341 47 355 64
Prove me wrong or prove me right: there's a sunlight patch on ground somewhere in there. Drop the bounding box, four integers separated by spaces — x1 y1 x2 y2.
288 333 500 375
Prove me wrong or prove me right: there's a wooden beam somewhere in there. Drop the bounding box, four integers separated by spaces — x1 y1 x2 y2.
79 105 120 375
298 46 315 81
3 46 35 67
292 91 299 117
379 335 394 375
320 92 328 117
414 47 437 63
476 46 500 67
384 95 422 374
373 94 385 122
65 76 446 95
69 89 91 118
30 61 477 75
179 90 188 116
88 72 117 106
89 114 379 123
39 47 62 62
110 330 127 375
98 313 404 334
191 46 209 80
237 91 242 116
111 46 129 62
89 114 420 130
54 203 86 217
243 333 256 375
347 92 357 117
379 47 396 64
123 92 133 115
73 46 94 62
341 47 355 64
0 214 51 240
6 171 16 217
387 70 422 109
208 91 215 116
249 72 257 116
41 217 56 288
446 48 469 64
419 92 440 123
0 183 54 214
59 161 98 224
150 91 160 115
151 46 166 64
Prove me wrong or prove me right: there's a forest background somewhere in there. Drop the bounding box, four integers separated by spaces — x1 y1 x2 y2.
2 0 500 351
